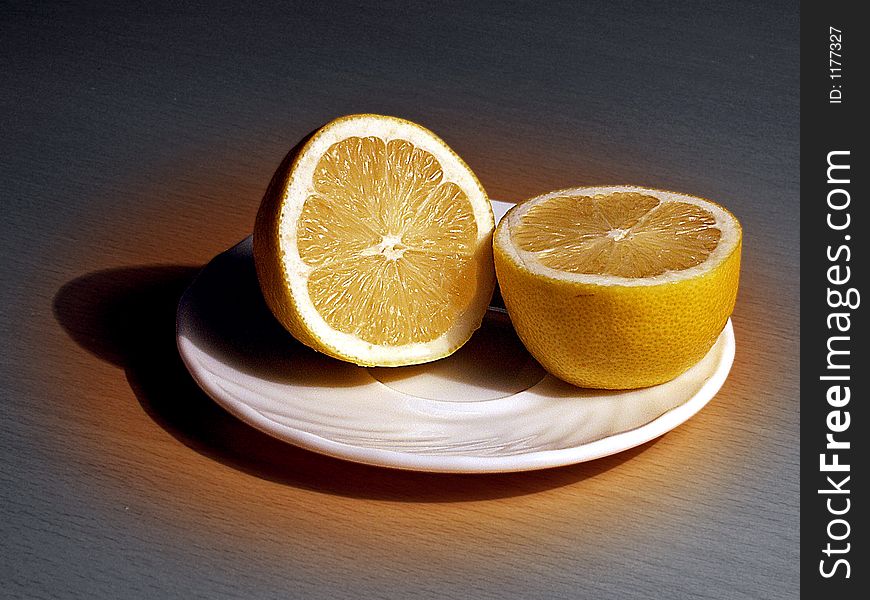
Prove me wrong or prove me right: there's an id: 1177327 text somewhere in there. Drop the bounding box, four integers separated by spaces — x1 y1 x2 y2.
829 27 843 104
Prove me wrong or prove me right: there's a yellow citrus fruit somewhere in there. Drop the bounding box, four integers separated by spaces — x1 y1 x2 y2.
493 185 741 389
253 114 495 366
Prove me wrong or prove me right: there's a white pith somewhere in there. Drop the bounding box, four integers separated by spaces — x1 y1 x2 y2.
496 185 740 287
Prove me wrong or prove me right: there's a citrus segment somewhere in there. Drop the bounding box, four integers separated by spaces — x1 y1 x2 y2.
253 114 494 366
513 192 723 277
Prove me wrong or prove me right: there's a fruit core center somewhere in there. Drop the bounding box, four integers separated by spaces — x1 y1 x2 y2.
363 234 407 261
608 228 630 242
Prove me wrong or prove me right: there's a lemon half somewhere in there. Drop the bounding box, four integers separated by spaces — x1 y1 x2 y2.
253 114 495 366
494 185 741 389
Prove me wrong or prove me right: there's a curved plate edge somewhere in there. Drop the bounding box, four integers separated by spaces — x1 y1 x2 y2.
177 266 735 473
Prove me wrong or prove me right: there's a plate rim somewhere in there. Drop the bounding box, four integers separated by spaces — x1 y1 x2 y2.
178 312 733 473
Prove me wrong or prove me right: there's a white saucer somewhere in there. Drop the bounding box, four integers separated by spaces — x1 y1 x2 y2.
176 201 735 473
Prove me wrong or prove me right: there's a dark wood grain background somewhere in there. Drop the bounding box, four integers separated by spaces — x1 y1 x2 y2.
2 2 799 598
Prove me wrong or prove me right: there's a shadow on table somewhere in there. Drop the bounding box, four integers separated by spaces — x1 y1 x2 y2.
53 255 658 503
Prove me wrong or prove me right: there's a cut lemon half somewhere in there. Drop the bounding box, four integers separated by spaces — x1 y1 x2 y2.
494 185 741 389
253 114 495 366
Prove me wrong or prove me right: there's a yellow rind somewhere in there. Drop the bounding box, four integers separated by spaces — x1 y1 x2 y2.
253 132 321 352
493 187 742 389
253 114 494 367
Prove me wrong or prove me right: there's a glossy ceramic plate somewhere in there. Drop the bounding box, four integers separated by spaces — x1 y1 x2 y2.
176 201 735 473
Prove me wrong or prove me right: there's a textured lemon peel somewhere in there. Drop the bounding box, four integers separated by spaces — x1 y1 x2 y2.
493 185 742 389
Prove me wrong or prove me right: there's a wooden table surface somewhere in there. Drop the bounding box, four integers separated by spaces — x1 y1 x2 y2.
2 3 799 598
